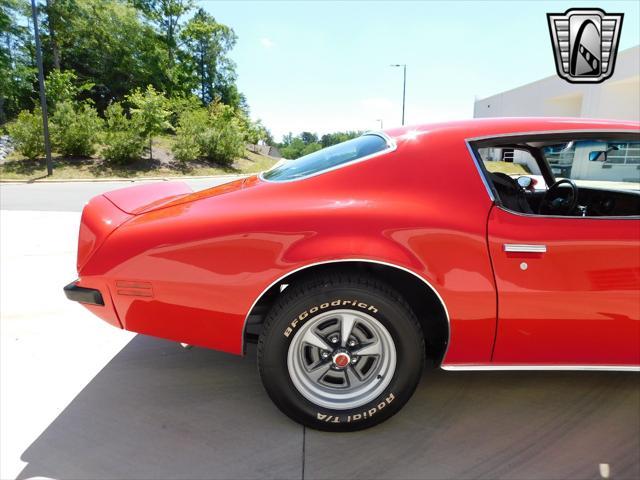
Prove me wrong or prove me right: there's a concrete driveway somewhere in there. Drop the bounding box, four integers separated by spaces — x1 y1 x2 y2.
1 179 639 480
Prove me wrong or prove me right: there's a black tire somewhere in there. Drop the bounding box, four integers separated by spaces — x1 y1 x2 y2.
257 272 424 431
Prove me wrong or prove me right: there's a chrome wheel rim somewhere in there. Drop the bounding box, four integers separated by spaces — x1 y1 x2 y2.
287 309 396 410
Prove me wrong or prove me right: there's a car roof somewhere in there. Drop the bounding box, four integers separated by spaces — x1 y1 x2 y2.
381 117 640 144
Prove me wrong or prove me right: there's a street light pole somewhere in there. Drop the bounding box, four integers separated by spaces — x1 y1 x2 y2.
390 64 407 126
30 0 53 176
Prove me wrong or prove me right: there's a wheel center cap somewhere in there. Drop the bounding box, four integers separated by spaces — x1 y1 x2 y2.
332 352 351 368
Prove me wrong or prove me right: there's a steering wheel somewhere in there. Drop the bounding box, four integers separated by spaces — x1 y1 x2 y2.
539 178 579 215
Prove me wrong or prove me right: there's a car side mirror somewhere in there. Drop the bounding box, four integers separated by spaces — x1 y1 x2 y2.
517 176 533 189
589 151 606 162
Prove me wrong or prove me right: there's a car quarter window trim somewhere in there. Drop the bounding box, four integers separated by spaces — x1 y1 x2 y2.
465 129 640 145
441 365 640 372
465 141 496 202
466 130 640 220
258 132 397 183
241 258 451 360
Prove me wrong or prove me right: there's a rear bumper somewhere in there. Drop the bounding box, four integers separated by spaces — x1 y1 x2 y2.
64 281 105 306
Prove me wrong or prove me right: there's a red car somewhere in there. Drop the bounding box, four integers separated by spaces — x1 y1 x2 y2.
65 118 640 430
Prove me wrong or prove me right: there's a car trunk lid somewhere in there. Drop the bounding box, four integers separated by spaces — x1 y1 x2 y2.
102 181 194 215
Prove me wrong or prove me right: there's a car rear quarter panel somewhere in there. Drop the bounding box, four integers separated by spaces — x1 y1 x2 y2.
79 129 497 363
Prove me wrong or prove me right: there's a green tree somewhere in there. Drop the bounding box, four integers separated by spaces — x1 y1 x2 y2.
302 142 322 156
0 0 35 124
133 0 195 96
41 0 168 112
165 92 201 127
181 8 237 105
1 0 258 146
43 0 61 70
44 69 93 111
134 0 193 65
300 131 318 145
280 137 307 159
244 118 271 149
321 131 360 147
127 85 172 160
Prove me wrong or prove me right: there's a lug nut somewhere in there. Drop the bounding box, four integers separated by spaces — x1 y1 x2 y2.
321 351 330 359
348 339 356 347
330 336 339 344
352 356 359 364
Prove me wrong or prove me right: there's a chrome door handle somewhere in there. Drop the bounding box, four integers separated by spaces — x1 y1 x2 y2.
503 244 547 253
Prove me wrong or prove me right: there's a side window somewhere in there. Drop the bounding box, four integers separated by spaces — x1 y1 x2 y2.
478 147 542 176
543 140 640 192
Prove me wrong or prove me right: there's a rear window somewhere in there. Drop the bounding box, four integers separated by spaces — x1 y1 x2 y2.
262 134 391 182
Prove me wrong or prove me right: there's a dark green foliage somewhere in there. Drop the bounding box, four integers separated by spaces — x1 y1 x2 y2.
321 131 361 148
180 7 237 105
7 108 45 160
2 0 244 124
1 0 36 123
126 85 172 159
101 102 146 164
279 130 362 159
173 101 245 164
50 100 103 156
2 0 279 168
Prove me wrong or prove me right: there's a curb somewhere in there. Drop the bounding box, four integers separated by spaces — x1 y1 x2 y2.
0 173 252 185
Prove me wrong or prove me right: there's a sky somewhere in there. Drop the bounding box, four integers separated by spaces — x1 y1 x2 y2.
201 1 640 140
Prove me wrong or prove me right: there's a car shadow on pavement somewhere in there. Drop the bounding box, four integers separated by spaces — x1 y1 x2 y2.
18 335 640 480
17 335 303 480
305 368 640 480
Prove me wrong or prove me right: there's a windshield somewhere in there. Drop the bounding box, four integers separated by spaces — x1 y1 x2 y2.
543 139 640 192
262 134 391 182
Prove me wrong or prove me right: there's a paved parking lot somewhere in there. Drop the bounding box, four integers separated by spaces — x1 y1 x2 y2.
1 179 639 480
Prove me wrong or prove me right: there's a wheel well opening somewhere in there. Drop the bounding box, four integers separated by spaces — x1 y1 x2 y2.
244 261 449 365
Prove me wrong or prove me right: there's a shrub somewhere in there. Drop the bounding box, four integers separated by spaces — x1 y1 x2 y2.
101 103 146 164
127 85 172 160
172 103 245 164
50 101 103 157
200 114 245 164
165 94 202 128
6 109 44 160
172 108 207 162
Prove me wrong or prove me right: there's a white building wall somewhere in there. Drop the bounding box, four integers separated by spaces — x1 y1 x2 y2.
474 46 640 121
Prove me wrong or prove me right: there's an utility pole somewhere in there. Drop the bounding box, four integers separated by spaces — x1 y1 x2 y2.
30 0 53 175
390 64 407 126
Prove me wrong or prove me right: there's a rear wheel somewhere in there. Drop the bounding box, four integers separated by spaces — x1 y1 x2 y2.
258 273 424 431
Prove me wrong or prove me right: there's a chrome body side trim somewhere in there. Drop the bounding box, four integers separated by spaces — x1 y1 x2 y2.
497 205 640 221
259 132 398 184
441 364 640 372
503 244 547 253
241 258 451 359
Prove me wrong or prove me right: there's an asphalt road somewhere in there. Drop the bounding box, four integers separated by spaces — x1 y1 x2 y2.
1 179 639 480
0 176 243 211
